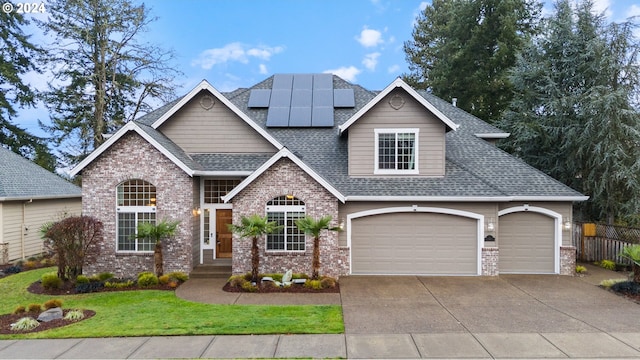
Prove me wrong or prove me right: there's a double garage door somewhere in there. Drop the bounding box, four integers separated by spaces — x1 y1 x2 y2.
351 212 478 275
350 210 556 275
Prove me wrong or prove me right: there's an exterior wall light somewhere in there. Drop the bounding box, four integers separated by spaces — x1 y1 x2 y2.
486 218 495 232
192 207 202 216
564 217 572 230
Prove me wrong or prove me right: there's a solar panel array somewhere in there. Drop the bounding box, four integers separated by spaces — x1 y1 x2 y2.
248 74 355 127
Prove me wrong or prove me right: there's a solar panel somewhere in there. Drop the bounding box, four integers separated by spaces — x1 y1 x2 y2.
313 73 333 89
312 106 334 127
293 74 313 90
289 106 312 126
247 89 271 108
272 74 294 89
266 107 290 127
333 89 355 108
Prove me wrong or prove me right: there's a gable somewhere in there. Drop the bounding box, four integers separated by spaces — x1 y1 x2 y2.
348 88 446 177
158 90 277 154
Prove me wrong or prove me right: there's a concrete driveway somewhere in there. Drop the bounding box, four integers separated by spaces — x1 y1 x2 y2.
340 272 640 334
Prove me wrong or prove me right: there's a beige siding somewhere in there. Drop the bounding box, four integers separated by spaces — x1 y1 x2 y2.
159 90 277 154
2 198 81 261
348 88 446 177
499 211 555 273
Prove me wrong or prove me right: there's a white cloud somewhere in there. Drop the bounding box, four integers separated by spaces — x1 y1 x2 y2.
362 52 381 71
592 0 612 18
628 4 640 18
191 42 284 70
356 27 383 48
259 64 268 75
324 66 361 82
387 64 401 74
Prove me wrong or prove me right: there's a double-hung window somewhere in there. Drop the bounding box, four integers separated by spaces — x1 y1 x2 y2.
266 196 306 251
375 128 419 174
116 179 157 252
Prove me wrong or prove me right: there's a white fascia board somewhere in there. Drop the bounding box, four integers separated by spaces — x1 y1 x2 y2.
339 78 459 134
0 194 82 202
345 195 589 202
474 133 510 139
222 148 345 203
69 122 194 177
151 80 283 151
192 171 253 177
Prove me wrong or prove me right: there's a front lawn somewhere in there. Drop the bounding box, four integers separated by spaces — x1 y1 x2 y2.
0 268 344 339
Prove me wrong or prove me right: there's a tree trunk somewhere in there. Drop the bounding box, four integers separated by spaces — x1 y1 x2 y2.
312 236 320 280
154 241 163 276
251 237 259 283
633 264 640 284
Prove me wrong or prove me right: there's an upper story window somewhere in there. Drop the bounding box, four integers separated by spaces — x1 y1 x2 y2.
204 179 242 204
266 196 306 252
116 179 157 252
375 128 419 174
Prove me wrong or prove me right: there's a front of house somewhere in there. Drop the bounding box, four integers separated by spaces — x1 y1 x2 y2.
71 74 587 278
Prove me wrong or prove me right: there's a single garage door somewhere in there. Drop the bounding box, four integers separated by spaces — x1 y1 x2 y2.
351 212 478 275
499 212 555 273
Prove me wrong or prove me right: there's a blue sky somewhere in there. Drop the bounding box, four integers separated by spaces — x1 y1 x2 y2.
13 0 640 138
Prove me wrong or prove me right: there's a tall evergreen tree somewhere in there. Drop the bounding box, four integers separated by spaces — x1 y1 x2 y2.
499 0 640 223
0 11 56 171
39 0 181 166
403 0 541 122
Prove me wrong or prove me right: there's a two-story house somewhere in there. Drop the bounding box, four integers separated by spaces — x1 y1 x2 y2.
71 74 587 278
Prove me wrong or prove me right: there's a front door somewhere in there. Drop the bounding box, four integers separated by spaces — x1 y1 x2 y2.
215 209 233 258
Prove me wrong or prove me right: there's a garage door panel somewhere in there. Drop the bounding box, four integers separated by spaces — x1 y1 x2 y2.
351 212 477 275
499 212 555 273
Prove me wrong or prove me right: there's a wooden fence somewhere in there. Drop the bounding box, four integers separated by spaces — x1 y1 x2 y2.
573 222 640 264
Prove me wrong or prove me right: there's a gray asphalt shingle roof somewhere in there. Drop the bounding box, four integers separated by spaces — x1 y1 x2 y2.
129 75 584 200
0 146 81 200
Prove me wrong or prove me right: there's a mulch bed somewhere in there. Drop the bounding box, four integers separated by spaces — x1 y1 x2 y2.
27 281 176 295
223 282 340 293
0 310 96 335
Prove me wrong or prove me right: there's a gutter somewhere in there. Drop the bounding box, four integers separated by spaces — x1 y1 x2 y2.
0 194 82 202
21 199 32 260
344 195 590 202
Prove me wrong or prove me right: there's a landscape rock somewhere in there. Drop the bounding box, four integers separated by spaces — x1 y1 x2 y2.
37 307 63 322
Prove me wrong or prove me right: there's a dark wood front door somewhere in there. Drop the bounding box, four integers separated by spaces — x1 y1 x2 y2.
216 209 233 258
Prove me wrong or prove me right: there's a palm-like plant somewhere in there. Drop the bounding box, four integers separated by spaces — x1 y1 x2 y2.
228 214 281 283
295 215 341 280
620 244 640 283
136 219 180 276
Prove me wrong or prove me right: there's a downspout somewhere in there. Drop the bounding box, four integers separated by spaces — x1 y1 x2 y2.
21 199 32 259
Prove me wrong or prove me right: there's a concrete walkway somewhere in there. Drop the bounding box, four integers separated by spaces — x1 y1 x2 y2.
1 264 639 359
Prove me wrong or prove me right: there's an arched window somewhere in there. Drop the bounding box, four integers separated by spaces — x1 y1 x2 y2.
116 179 157 251
266 196 306 251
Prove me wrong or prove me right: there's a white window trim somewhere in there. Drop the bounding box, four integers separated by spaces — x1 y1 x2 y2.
266 204 306 252
115 182 157 253
374 128 419 175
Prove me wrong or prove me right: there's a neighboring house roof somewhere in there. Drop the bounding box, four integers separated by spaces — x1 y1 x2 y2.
70 74 588 202
0 146 81 201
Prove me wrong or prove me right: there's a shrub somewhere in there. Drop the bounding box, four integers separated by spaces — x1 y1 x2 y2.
75 282 104 294
23 260 38 269
320 277 337 289
10 317 39 331
611 281 640 295
64 310 84 322
166 271 189 282
44 299 63 310
158 274 170 285
104 280 135 289
4 265 21 274
13 306 25 314
575 265 587 274
293 273 309 280
41 272 63 290
304 280 323 290
76 275 90 284
168 281 178 289
600 278 626 288
40 258 56 267
240 281 258 292
228 275 248 288
27 304 41 313
599 260 616 271
137 272 159 287
97 272 114 281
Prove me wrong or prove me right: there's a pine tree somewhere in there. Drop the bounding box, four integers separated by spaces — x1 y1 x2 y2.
39 0 181 166
403 0 541 122
499 0 640 223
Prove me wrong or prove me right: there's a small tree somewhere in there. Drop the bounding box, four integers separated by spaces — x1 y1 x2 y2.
41 216 103 281
228 214 281 283
136 219 180 276
620 245 640 283
295 215 342 280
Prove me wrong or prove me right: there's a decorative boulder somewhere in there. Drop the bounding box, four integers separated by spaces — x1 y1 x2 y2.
37 307 63 322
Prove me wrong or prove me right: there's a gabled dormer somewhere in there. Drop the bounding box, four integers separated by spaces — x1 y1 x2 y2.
339 78 458 177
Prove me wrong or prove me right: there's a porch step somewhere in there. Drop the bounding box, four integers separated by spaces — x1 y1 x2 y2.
190 264 232 279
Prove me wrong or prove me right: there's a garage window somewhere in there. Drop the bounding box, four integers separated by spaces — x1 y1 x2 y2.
375 128 419 174
266 196 306 251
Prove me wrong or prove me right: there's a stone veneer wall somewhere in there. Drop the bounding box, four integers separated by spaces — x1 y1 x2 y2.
481 248 499 276
231 158 345 278
81 132 196 277
560 246 576 276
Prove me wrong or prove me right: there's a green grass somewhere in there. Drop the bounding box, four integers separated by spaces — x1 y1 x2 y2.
0 268 344 339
